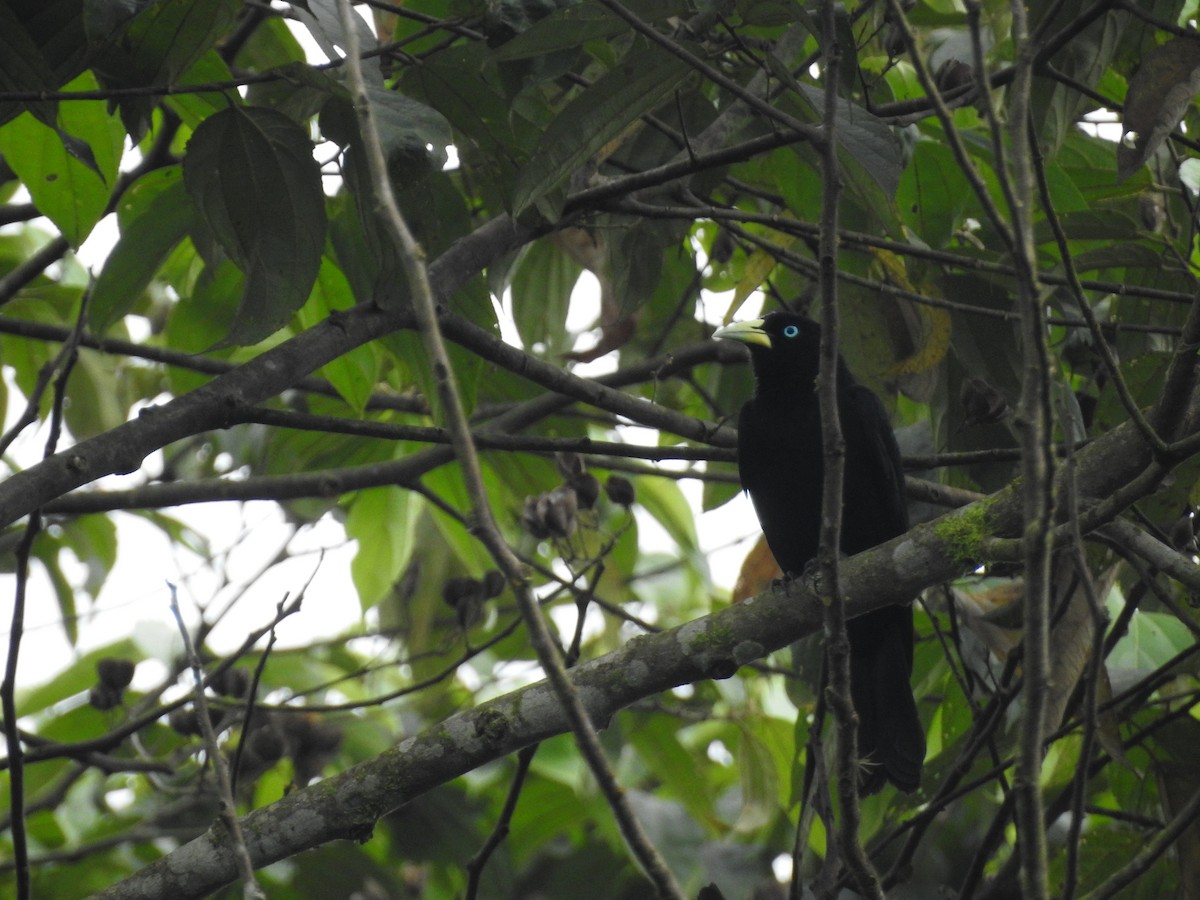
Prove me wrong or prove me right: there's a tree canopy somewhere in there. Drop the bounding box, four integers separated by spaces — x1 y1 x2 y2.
2 0 1200 898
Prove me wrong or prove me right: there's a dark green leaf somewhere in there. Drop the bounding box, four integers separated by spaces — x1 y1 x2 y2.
491 0 685 60
0 0 88 126
322 79 453 178
92 0 240 139
512 45 694 218
897 140 974 248
183 104 328 345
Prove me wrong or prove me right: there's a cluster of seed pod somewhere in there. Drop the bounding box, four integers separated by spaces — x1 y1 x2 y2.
236 713 343 788
441 569 507 630
166 666 249 735
89 657 137 711
520 452 634 540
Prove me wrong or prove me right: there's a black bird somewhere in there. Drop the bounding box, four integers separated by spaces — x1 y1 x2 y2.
716 312 924 794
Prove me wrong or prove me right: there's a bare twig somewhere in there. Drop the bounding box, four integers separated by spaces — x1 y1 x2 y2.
1060 474 1109 900
336 3 684 895
594 0 822 144
1009 0 1054 892
1076 785 1200 900
815 5 880 897
464 745 538 899
1028 106 1172 454
229 588 308 796
167 584 264 899
1 287 91 900
2 520 39 900
883 0 1015 253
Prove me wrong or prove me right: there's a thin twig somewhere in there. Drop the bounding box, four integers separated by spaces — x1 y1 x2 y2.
1076 783 1200 900
594 0 822 145
816 4 880 897
230 589 307 796
1028 107 1170 454
1008 2 1056 894
167 584 264 898
464 745 538 899
883 0 1015 254
1 287 91 900
335 4 684 895
1 520 39 900
1060 471 1108 900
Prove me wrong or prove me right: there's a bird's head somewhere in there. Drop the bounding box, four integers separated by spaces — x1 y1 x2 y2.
714 312 824 390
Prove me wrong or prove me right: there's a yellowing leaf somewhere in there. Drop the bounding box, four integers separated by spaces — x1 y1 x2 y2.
727 243 790 323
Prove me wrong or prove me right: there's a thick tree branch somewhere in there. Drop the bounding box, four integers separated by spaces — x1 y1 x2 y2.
0 210 533 531
90 399 1191 899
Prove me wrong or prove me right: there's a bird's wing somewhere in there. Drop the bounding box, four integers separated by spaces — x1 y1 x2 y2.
844 382 909 536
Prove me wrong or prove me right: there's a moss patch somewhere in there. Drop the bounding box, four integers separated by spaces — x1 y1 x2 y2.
934 499 994 566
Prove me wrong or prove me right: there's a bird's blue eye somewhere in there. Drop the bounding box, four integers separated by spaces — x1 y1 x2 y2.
782 324 799 338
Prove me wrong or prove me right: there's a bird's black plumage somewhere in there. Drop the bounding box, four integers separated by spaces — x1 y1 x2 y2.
716 312 924 794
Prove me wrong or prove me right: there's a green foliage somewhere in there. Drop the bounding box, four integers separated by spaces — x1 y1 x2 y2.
1 1 1200 898
182 104 328 345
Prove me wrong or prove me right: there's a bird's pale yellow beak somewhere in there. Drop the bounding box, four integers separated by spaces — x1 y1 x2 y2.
713 318 771 349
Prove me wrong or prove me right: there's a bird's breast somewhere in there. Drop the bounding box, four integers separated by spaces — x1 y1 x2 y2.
737 399 824 574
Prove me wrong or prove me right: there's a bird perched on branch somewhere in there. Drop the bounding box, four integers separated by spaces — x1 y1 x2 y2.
716 312 924 794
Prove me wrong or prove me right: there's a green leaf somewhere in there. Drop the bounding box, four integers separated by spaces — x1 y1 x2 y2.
65 348 135 439
91 166 194 333
509 238 581 357
183 104 328 346
92 0 240 138
0 72 123 246
348 485 422 609
1107 606 1193 673
1038 161 1090 213
0 0 88 127
31 537 79 645
734 720 782 832
633 474 699 555
1071 242 1165 272
768 76 904 214
295 256 380 413
897 140 974 248
163 49 236 129
1032 209 1141 244
491 0 686 60
15 638 140 715
235 11 308 71
56 514 118 599
512 45 694 218
701 461 741 512
163 256 242 357
627 715 717 824
491 4 626 60
422 464 496 575
402 43 532 198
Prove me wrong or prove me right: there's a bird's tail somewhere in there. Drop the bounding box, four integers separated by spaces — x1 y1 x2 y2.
848 604 925 795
